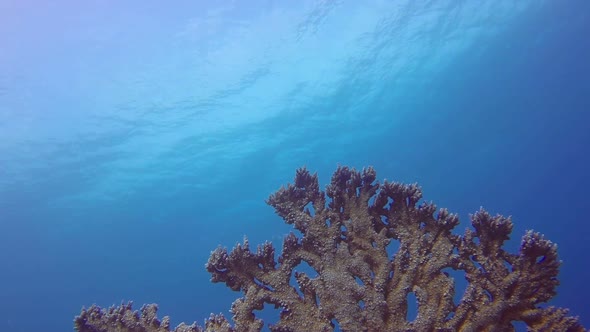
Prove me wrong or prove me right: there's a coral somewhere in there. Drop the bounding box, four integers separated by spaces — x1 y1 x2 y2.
74 302 197 332
75 166 585 332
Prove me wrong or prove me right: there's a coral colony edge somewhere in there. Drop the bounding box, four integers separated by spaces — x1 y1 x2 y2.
74 166 585 332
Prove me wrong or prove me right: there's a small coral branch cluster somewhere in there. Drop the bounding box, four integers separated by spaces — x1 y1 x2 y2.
75 166 585 331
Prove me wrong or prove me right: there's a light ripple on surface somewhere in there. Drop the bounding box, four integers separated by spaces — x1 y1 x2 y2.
0 0 537 209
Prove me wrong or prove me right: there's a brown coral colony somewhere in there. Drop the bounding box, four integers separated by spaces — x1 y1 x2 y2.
75 166 585 332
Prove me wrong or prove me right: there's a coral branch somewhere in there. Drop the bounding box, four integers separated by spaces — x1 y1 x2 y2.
74 302 202 332
75 166 585 332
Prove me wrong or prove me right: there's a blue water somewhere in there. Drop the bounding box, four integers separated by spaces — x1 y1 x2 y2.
1 1 589 331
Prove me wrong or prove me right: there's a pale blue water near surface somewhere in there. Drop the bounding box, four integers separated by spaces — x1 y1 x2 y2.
0 1 589 331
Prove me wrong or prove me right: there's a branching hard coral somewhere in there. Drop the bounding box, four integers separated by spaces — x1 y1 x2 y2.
74 302 199 332
75 166 585 332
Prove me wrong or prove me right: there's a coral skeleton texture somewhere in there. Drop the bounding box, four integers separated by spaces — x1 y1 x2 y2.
75 166 585 332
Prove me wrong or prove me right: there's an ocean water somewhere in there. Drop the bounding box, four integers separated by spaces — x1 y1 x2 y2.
1 1 589 331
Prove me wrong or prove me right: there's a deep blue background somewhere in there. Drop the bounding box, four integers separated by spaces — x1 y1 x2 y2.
0 1 588 331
